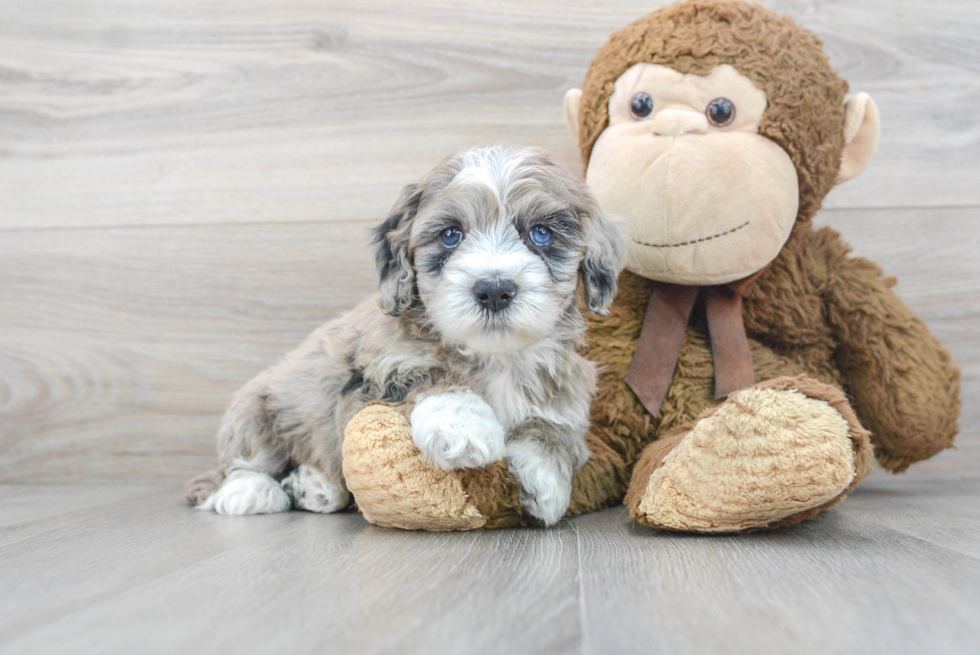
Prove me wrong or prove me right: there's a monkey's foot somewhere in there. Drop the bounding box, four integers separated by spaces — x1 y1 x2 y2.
342 404 489 531
625 376 874 532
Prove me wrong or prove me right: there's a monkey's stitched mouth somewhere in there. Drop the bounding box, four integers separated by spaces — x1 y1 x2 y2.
631 221 750 249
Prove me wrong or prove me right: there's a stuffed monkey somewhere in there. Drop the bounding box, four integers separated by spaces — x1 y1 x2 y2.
341 0 961 532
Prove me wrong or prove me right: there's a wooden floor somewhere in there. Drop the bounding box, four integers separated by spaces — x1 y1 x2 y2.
2 0 980 653
1 472 979 655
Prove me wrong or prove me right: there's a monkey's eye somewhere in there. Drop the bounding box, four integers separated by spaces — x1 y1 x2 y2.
529 225 553 247
439 227 463 248
706 97 736 127
629 92 654 120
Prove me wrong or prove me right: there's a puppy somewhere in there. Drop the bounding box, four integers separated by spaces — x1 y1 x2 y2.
185 145 627 525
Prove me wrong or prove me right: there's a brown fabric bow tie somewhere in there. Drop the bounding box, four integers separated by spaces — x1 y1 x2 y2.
625 269 766 418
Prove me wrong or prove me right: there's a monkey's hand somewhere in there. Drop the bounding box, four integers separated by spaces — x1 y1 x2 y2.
342 404 622 530
342 404 493 530
824 242 961 472
624 376 874 532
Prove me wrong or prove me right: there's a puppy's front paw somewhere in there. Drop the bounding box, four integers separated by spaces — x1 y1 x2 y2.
199 470 291 516
410 390 506 470
507 442 573 526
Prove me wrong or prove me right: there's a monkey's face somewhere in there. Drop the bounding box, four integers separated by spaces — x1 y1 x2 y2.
581 64 799 285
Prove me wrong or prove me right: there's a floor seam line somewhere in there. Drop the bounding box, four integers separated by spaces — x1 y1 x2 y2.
574 522 591 655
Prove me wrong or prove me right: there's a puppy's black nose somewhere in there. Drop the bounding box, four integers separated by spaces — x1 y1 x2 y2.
473 279 517 313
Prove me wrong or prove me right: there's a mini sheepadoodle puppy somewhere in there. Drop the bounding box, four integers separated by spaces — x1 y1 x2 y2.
185 145 627 525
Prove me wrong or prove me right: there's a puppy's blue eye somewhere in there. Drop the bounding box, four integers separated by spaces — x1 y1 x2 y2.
529 225 553 247
439 227 463 248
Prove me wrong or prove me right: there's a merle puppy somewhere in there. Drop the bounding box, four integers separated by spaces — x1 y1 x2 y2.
185 146 627 525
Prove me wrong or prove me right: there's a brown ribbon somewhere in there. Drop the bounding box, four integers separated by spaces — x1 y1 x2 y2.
625 270 766 417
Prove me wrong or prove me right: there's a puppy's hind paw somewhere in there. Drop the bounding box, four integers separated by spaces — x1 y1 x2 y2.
410 390 506 470
184 469 222 507
281 465 350 513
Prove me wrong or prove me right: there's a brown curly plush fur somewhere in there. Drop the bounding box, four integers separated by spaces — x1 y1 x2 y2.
444 1 960 527
342 0 961 532
457 223 959 526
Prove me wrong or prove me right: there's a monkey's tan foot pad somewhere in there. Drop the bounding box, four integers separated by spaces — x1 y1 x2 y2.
342 404 487 531
631 377 872 533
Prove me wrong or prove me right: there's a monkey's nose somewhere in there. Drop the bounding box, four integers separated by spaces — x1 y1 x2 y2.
473 279 517 313
651 109 708 137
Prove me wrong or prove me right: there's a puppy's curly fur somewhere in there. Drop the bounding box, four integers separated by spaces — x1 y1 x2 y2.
185 146 627 525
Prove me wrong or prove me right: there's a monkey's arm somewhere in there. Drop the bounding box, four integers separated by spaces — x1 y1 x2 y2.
821 231 961 472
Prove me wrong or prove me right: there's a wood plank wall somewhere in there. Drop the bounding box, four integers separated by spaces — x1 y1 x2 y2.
1 0 977 482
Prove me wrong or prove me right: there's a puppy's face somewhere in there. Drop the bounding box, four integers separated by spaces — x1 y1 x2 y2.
375 147 627 354
413 166 579 353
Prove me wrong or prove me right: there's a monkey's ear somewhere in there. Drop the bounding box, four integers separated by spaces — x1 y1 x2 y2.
374 183 422 315
580 210 628 315
564 89 582 142
836 92 880 184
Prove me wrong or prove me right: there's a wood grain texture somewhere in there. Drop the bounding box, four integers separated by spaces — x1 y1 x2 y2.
576 476 980 655
0 220 379 482
0 479 978 655
1 0 979 231
0 484 582 655
1 205 978 483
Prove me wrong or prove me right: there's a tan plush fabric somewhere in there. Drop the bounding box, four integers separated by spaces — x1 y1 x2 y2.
583 63 801 285
634 385 857 532
590 125 800 284
342 404 486 531
576 0 849 223
838 92 881 184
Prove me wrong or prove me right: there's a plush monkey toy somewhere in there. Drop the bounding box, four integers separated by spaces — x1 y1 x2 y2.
341 0 961 532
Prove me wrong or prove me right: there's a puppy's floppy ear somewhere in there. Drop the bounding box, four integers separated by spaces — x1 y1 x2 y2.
579 205 628 316
374 183 422 316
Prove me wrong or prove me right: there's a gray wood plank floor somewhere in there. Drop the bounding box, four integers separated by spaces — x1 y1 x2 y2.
1 473 978 655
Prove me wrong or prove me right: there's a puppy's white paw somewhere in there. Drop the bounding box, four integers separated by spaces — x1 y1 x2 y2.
199 470 291 516
280 465 349 513
507 441 573 526
410 390 506 470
